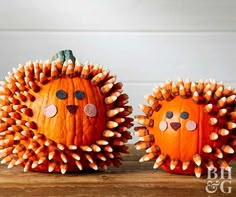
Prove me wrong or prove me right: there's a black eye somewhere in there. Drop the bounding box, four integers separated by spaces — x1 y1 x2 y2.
180 111 189 119
166 111 173 119
74 90 85 100
56 90 67 99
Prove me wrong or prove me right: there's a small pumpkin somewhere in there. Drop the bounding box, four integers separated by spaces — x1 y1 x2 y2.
0 50 133 173
135 79 236 178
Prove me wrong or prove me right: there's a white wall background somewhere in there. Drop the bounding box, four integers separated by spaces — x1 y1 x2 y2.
0 0 236 143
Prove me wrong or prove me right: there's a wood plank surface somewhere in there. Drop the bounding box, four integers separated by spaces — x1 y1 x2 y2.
0 145 235 197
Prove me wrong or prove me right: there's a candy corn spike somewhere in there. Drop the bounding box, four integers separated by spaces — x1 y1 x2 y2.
223 86 233 96
60 153 68 163
209 117 218 126
171 82 179 96
91 73 103 85
31 160 39 169
221 145 234 154
135 141 151 150
2 117 15 125
85 154 94 163
227 122 236 130
140 152 157 162
192 91 199 103
74 61 83 76
106 107 124 118
101 83 113 94
9 97 21 105
55 59 63 71
194 166 202 178
8 159 16 169
197 79 204 93
75 161 83 170
21 130 34 138
193 154 201 166
217 97 226 108
105 152 114 159
0 123 7 132
35 146 45 154
190 82 197 93
170 158 178 170
210 132 219 141
48 150 56 160
113 117 125 124
89 162 98 170
12 144 25 154
218 160 230 171
177 77 184 86
115 93 129 106
113 139 124 146
71 153 81 161
153 153 167 169
103 130 115 137
15 92 27 102
51 62 59 79
23 91 35 101
179 84 187 98
218 128 229 136
15 82 26 91
68 145 77 150
91 144 101 152
80 145 92 152
218 108 227 117
1 105 13 112
202 144 212 153
184 78 191 92
206 159 214 171
215 148 223 158
39 72 48 84
214 86 224 100
48 161 57 172
230 112 236 121
66 64 74 77
25 121 37 129
182 160 190 171
96 153 106 161
139 134 154 142
106 121 118 129
7 83 18 93
203 83 211 94
134 127 149 137
138 104 153 117
15 158 24 166
38 156 47 165
9 112 21 120
23 161 32 172
61 61 68 75
161 89 173 101
146 145 159 153
135 115 154 127
226 95 236 104
204 90 212 102
0 111 8 117
96 140 109 146
60 164 68 174
105 95 118 105
104 145 113 152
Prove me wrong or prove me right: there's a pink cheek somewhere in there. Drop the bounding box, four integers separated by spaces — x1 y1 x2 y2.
186 120 197 131
159 121 168 131
44 104 58 118
84 104 97 117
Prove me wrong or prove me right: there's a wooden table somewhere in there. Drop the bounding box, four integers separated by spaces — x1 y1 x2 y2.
0 145 235 197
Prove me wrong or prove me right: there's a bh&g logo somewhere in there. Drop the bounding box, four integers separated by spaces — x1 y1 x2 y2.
205 167 232 194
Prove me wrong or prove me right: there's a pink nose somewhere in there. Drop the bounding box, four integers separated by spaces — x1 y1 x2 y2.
170 122 181 131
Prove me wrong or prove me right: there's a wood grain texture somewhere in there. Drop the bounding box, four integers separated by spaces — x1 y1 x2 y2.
0 0 236 31
0 145 235 197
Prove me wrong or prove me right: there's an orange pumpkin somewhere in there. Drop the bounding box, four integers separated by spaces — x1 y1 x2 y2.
135 79 236 178
0 50 133 173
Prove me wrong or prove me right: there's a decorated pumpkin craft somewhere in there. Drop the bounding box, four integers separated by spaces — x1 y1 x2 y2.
135 79 236 178
0 50 133 173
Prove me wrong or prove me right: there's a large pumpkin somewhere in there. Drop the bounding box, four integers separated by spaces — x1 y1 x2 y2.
0 50 133 173
135 79 236 178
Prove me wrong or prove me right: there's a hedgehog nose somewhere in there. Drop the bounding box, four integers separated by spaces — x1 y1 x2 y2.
170 122 181 131
66 105 78 114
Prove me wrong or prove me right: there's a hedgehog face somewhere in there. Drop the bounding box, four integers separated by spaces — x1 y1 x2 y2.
29 77 105 146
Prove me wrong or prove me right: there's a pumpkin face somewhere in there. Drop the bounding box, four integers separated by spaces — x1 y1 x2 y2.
135 79 236 178
0 50 133 173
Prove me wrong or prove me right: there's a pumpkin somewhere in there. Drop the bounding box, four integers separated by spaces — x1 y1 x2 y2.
0 50 133 173
135 79 236 178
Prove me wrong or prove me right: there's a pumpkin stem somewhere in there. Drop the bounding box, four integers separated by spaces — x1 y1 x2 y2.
51 50 76 64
